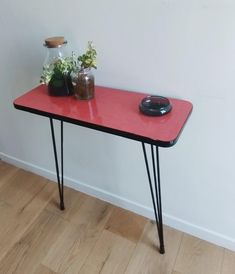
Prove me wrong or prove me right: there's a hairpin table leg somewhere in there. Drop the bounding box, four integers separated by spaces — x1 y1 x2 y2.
49 118 65 210
142 142 165 254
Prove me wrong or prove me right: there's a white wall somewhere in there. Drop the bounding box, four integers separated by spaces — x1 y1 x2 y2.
1 0 235 250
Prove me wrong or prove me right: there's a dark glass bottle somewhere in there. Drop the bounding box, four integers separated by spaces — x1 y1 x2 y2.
72 68 94 100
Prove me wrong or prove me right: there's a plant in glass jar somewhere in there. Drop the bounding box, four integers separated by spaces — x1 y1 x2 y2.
72 41 97 100
40 54 76 96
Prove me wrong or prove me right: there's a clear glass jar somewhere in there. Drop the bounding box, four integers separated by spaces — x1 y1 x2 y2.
72 68 94 100
42 36 73 96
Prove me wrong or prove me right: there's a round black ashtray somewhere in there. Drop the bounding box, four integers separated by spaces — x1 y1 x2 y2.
139 95 172 116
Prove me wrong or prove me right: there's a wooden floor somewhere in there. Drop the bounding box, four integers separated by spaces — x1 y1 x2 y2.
0 161 235 274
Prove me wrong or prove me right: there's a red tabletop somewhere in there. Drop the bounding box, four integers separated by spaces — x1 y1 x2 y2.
14 85 192 147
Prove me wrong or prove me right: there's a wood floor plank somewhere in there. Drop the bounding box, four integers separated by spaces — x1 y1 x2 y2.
173 234 224 274
0 168 47 209
105 207 147 243
61 194 113 229
0 182 56 262
125 221 182 274
0 209 68 274
33 264 58 274
79 230 136 274
43 221 93 274
221 249 235 274
43 195 113 274
46 186 87 218
0 161 19 188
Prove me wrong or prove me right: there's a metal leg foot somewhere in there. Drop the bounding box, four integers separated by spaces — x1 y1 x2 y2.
160 245 165 254
142 142 165 254
60 201 65 211
50 118 65 210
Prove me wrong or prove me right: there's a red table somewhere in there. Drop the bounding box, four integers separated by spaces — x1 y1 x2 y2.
14 84 192 254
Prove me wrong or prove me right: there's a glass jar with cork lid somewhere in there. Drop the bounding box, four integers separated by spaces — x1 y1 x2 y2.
41 36 74 96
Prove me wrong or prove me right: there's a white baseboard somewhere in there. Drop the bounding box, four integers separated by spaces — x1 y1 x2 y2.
1 151 235 252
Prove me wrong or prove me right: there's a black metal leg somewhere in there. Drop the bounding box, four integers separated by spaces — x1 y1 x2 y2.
50 118 65 210
142 142 165 254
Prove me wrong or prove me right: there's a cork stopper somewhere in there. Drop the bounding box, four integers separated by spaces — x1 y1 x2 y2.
44 36 66 48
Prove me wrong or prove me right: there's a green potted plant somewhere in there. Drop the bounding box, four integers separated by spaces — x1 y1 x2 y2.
40 55 76 96
72 41 97 100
